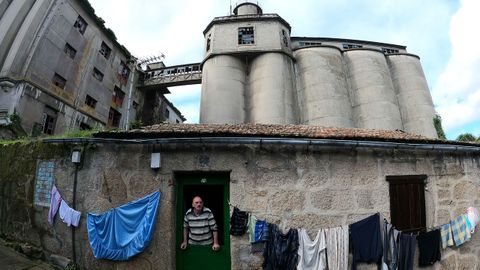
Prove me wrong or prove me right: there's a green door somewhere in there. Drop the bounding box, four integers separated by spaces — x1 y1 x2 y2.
175 174 230 270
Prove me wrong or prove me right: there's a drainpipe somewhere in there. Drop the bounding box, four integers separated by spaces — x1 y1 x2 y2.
71 149 82 264
125 64 136 130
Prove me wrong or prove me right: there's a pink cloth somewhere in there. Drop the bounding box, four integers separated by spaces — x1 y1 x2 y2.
48 185 62 225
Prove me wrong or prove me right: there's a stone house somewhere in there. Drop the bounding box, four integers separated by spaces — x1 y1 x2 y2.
1 123 479 269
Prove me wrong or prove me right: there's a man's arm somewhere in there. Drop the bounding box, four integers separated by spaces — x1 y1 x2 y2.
180 225 189 250
212 230 220 251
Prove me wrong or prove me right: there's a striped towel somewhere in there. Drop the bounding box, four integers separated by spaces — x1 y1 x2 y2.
450 214 471 246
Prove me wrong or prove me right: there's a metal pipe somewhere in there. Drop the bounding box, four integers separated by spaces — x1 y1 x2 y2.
42 136 480 153
71 163 78 264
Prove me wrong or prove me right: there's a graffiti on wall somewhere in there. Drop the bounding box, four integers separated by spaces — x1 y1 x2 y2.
33 161 55 207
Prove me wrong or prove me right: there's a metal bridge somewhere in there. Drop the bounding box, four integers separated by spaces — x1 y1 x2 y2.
139 63 202 90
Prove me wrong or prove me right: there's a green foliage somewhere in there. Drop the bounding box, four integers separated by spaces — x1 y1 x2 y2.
8 113 21 125
456 133 477 142
433 115 446 140
65 262 82 270
130 119 144 129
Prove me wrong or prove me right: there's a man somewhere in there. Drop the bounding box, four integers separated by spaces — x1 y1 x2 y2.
180 196 220 251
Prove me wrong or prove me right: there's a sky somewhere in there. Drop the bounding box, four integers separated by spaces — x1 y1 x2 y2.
89 0 480 140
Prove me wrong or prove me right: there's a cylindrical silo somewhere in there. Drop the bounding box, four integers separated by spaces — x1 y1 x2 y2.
344 49 403 131
248 53 297 124
388 54 437 138
294 46 353 127
200 55 246 124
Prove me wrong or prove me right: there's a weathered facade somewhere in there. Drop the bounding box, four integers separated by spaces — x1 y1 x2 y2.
0 124 479 269
0 0 184 137
200 3 437 139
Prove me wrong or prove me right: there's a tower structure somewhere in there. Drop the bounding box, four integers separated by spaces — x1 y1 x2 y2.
200 2 438 138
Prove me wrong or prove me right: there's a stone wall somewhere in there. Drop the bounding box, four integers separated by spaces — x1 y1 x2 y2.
0 141 479 269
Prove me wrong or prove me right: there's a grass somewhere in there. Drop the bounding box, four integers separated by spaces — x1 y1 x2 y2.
0 128 101 146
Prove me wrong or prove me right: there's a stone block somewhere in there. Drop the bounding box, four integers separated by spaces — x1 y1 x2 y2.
288 214 344 235
454 181 477 201
269 190 305 212
312 189 354 211
457 255 477 270
437 189 451 200
437 252 456 270
355 189 374 210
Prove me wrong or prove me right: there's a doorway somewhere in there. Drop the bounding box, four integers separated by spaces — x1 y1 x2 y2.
175 173 231 270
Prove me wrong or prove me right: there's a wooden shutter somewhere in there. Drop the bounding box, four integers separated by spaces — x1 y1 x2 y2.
387 175 427 233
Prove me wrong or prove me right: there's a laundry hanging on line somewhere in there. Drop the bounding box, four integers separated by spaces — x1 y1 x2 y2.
48 185 81 227
87 190 161 261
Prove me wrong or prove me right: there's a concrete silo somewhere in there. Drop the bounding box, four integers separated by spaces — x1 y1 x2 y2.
344 49 403 131
387 54 438 138
294 46 353 127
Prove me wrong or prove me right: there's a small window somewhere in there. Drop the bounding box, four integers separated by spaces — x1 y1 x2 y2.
387 175 427 233
238 27 254 45
342 43 363 49
132 101 139 110
85 95 97 108
108 107 122 127
52 73 67 89
282 29 289 47
64 43 76 59
118 61 130 84
176 119 180 124
74 15 87 35
382 48 399 54
92 67 104 81
112 86 125 107
165 108 170 118
99 41 112 59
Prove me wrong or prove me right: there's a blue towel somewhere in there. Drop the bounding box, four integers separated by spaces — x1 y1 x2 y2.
87 191 161 260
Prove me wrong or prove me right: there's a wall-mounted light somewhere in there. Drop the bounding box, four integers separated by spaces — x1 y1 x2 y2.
151 152 161 169
71 149 81 164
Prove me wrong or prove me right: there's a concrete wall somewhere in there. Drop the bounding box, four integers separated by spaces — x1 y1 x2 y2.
1 140 479 269
0 0 141 135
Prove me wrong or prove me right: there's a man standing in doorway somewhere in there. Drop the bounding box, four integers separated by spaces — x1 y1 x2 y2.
180 196 220 251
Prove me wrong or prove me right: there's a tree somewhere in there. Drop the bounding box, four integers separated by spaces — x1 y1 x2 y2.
456 133 477 142
433 114 446 140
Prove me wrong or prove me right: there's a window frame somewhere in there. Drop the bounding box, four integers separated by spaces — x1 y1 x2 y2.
238 27 255 45
64 43 77 59
52 73 67 89
99 41 112 59
92 67 104 81
85 94 97 109
386 175 427 233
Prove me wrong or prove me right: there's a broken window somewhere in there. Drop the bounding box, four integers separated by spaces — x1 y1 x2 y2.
108 107 122 128
64 43 77 59
112 86 125 107
300 41 322 46
52 73 67 89
382 48 399 54
85 95 97 108
118 61 130 85
41 112 57 135
79 122 91 130
99 41 112 59
342 43 363 49
74 15 87 35
387 175 427 233
238 27 254 45
92 67 104 81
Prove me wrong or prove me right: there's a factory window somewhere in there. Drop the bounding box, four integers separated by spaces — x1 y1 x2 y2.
79 122 91 130
118 61 130 84
206 34 211 52
108 107 122 128
99 41 112 59
74 15 87 35
112 86 125 107
64 43 76 59
300 41 322 46
387 175 427 233
238 27 254 45
165 108 170 119
52 73 67 89
92 67 104 81
282 29 289 47
41 110 57 135
85 95 97 109
342 43 363 49
382 48 399 54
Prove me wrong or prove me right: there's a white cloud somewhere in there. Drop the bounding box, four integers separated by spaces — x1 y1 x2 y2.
433 0 480 135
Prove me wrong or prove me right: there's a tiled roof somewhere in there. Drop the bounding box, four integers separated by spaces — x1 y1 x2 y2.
95 123 445 143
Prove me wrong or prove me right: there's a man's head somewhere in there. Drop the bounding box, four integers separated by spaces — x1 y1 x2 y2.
192 196 204 212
